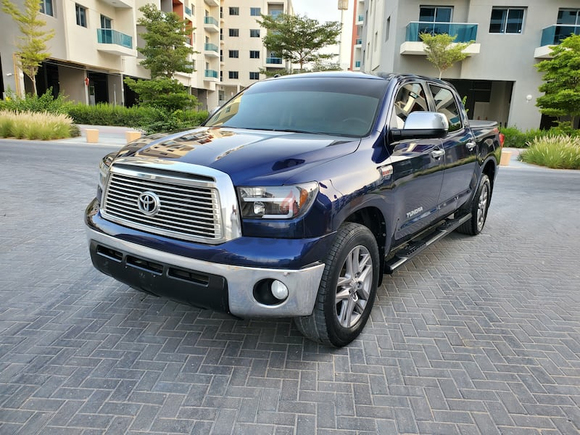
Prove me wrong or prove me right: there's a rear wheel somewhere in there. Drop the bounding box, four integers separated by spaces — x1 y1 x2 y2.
294 223 379 347
457 174 491 235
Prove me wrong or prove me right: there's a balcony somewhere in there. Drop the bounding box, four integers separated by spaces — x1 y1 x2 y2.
535 24 580 59
357 15 364 23
355 60 361 69
96 29 134 56
355 38 362 46
266 57 284 68
98 0 133 8
185 6 192 16
400 21 480 56
204 0 219 7
204 69 218 81
204 42 219 58
204 16 219 33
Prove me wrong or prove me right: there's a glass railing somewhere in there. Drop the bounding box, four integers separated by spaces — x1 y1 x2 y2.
405 21 478 43
185 6 192 16
540 24 580 46
355 61 361 68
355 38 362 45
204 16 218 26
205 69 218 79
204 43 218 52
266 57 283 64
357 15 364 22
97 29 132 49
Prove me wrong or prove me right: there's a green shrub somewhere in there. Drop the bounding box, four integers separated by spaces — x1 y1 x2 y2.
520 135 580 169
0 110 73 140
0 89 71 114
499 127 546 148
66 103 208 133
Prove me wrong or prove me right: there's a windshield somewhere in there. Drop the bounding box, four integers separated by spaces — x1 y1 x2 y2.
204 77 386 137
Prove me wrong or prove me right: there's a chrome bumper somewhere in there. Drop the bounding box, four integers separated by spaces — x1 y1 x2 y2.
87 228 325 317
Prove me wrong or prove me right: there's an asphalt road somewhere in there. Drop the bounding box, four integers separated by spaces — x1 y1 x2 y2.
1 140 580 434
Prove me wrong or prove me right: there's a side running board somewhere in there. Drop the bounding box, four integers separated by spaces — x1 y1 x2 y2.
384 213 472 274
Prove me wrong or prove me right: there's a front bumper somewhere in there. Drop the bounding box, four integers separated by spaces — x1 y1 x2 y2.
86 226 326 318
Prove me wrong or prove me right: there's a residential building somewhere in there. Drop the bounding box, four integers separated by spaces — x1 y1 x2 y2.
0 0 293 111
218 0 293 106
359 0 580 130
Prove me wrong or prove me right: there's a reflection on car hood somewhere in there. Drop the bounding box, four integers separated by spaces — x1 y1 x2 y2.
115 127 361 184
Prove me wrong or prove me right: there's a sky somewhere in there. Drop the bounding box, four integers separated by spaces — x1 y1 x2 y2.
291 0 342 23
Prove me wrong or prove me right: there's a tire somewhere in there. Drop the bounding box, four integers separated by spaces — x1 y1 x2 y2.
294 223 380 347
457 174 491 236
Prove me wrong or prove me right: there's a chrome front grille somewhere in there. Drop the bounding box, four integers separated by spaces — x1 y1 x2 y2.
101 166 223 243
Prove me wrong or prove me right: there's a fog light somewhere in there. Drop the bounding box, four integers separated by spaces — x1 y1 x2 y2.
271 280 289 300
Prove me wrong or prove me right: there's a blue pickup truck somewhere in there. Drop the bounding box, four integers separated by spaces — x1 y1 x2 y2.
86 72 502 347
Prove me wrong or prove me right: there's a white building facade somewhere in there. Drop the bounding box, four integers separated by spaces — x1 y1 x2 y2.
359 0 580 130
0 0 293 111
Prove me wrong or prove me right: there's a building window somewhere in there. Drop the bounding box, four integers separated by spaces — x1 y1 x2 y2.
556 9 580 42
250 72 260 80
75 4 87 27
229 50 239 58
489 8 525 34
251 7 261 16
101 14 112 29
419 6 453 35
250 29 260 37
40 0 53 16
229 71 239 79
229 28 239 37
558 8 580 25
229 7 239 16
250 50 260 59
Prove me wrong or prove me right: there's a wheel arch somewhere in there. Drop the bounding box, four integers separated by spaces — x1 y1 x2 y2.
343 206 388 285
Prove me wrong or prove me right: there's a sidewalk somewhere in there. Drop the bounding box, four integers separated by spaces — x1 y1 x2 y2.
59 124 143 146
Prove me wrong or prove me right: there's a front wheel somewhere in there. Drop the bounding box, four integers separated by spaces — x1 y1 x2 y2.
457 174 491 235
294 223 380 347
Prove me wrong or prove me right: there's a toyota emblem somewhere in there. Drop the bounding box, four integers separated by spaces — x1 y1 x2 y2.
137 191 160 216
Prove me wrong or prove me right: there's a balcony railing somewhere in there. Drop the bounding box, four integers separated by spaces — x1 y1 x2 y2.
204 16 219 26
405 21 478 43
355 61 361 68
266 57 283 64
185 6 192 16
205 69 218 79
540 24 580 46
357 15 364 22
355 38 362 45
204 43 219 52
97 28 132 48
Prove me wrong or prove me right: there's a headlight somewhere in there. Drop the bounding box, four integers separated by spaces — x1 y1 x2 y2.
237 182 319 219
97 152 115 201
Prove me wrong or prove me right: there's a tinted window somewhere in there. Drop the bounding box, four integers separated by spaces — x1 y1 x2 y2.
429 85 462 132
390 83 428 128
489 8 525 34
205 78 388 137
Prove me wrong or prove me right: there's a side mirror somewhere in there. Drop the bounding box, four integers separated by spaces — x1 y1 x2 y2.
391 112 449 141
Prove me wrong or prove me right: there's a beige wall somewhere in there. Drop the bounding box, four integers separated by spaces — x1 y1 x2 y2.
361 0 580 130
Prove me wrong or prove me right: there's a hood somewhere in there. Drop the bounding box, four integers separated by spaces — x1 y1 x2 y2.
115 127 360 185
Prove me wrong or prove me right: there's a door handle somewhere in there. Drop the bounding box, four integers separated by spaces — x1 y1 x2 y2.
466 141 476 150
431 149 445 159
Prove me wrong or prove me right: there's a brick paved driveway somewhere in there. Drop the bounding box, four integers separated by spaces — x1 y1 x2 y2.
1 140 580 434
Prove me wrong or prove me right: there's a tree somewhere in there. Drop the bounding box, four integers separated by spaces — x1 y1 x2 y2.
535 34 580 128
124 3 197 111
257 14 341 72
1 0 55 95
420 33 472 79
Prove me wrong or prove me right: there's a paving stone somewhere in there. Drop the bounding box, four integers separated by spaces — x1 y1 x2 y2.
1 142 580 434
